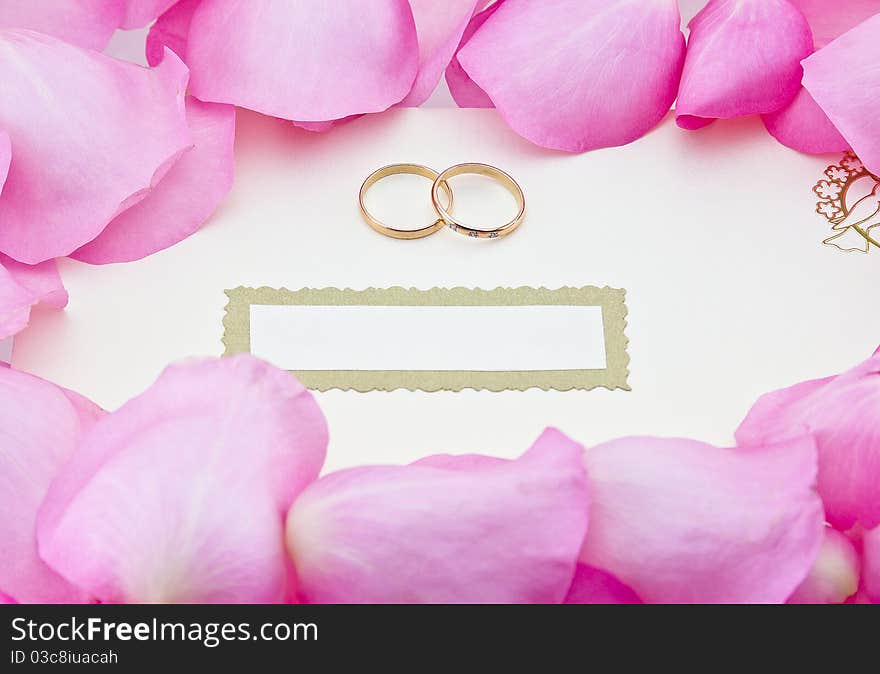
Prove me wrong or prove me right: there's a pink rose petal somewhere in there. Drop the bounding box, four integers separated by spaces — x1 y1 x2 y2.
62 387 106 431
456 0 685 152
564 564 642 605
0 367 102 603
286 428 590 604
147 1 412 130
736 351 880 530
445 0 503 108
121 0 181 29
0 264 34 339
762 86 850 154
863 526 880 603
401 0 480 106
676 0 813 129
292 121 336 133
37 356 328 603
788 527 861 603
412 453 508 471
845 589 873 604
0 256 68 310
184 0 419 122
72 98 235 264
0 591 14 604
292 117 361 134
770 0 878 157
0 130 9 194
789 0 880 48
146 0 198 67
0 0 124 51
0 31 192 264
579 435 824 604
803 14 880 177
0 255 68 340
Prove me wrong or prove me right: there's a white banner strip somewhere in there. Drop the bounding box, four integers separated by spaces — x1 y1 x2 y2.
249 304 607 372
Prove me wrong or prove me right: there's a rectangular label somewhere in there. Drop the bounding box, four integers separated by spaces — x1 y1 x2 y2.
223 287 629 392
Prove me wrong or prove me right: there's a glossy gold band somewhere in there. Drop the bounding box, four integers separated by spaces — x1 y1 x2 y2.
431 163 526 239
359 164 453 240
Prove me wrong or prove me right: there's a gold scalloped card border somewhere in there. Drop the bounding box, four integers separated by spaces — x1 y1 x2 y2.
222 286 630 392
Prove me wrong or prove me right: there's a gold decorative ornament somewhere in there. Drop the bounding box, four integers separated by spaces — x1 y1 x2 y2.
814 151 880 254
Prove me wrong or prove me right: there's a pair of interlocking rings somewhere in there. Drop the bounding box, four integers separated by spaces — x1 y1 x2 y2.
359 163 526 240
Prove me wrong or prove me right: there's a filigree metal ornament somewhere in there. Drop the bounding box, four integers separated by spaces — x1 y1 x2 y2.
814 151 880 254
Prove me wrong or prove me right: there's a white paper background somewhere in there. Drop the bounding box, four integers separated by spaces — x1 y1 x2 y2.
13 106 879 472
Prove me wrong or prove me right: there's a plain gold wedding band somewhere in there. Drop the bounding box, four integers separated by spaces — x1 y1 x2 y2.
359 164 453 240
430 163 525 239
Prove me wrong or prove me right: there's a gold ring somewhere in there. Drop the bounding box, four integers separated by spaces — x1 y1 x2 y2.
359 164 453 240
431 163 525 239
